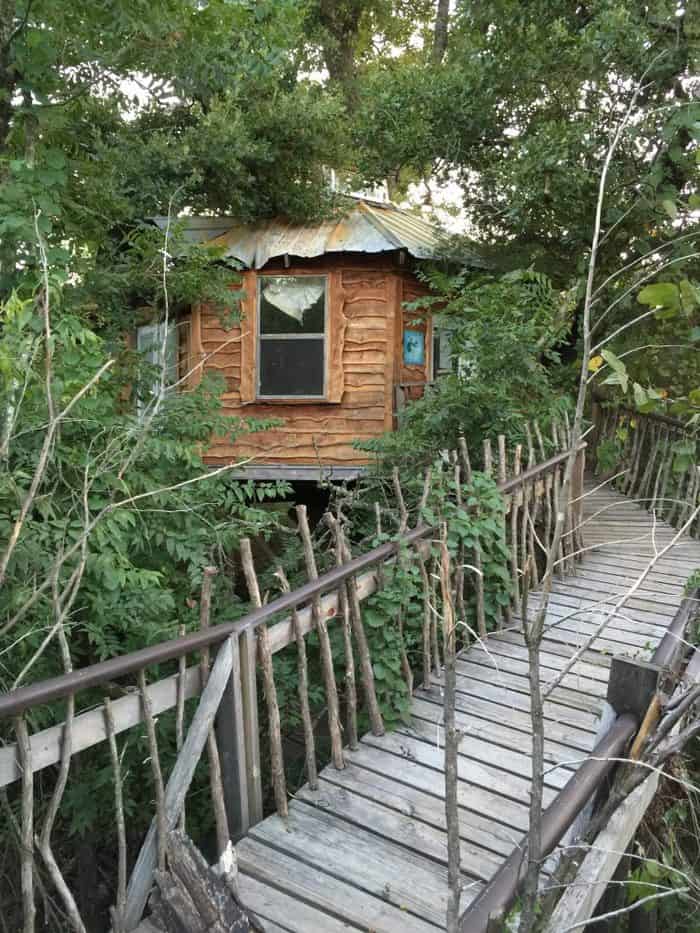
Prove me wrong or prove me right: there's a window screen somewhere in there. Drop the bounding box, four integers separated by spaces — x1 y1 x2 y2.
257 275 326 397
136 321 178 413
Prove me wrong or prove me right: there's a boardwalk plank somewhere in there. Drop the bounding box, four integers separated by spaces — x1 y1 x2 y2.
454 656 606 707
415 684 597 752
396 716 572 790
360 731 558 811
344 742 531 833
445 672 600 733
238 842 437 932
324 758 521 859
410 695 588 767
294 782 502 882
248 805 466 927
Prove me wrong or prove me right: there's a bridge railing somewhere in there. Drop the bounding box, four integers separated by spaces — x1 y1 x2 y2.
592 401 699 538
0 423 585 932
461 403 700 932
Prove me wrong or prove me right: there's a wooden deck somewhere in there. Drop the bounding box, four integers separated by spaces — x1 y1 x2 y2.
235 482 700 932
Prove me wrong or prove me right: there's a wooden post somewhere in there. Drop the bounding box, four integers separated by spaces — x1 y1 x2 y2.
16 716 35 933
296 506 345 770
483 438 493 476
240 540 289 816
509 444 522 616
440 529 462 932
232 546 263 829
124 637 238 930
276 567 319 786
393 469 414 695
459 436 487 637
198 567 231 854
327 514 385 737
215 635 251 840
571 445 586 560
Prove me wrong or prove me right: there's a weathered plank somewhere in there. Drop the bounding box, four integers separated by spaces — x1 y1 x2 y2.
0 667 201 788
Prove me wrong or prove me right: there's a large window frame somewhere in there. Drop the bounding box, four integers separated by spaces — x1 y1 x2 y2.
256 273 329 401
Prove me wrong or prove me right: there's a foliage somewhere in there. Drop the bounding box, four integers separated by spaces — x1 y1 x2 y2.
0 288 290 700
590 276 700 423
329 460 512 727
0 0 347 322
626 750 700 931
359 267 575 471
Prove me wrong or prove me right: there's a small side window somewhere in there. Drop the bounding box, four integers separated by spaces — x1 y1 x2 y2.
432 327 456 377
136 321 178 410
432 326 473 380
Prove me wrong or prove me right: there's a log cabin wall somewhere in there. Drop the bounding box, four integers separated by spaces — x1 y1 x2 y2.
191 254 431 469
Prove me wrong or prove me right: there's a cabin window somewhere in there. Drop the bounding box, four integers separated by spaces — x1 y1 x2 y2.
432 325 475 380
257 275 327 398
432 326 455 377
136 321 179 410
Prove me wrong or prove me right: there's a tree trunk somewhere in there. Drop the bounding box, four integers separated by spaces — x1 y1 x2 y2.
432 0 450 64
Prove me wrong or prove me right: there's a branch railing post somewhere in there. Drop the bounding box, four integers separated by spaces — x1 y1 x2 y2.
215 631 251 840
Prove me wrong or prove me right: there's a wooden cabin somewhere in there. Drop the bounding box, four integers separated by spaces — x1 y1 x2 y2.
149 198 480 480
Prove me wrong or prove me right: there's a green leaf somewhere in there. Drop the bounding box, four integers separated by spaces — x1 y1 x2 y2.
661 198 677 219
602 370 629 393
689 388 700 407
637 283 680 310
601 348 626 375
633 383 647 408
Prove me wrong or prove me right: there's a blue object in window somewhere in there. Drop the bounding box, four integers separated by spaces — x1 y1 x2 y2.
403 329 425 366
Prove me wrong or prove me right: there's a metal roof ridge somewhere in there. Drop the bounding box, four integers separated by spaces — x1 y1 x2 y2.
356 200 405 249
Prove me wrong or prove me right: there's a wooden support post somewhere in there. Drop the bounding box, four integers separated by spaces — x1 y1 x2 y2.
296 507 345 770
509 444 522 617
198 567 230 854
440 529 462 933
483 438 493 476
327 513 385 737
571 445 586 560
229 550 264 831
392 469 415 695
459 436 487 638
606 656 661 722
276 567 320 786
239 627 263 827
215 635 250 840
16 716 35 933
240 540 289 815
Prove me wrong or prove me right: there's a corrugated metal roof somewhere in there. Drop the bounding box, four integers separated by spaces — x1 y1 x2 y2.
154 197 471 269
204 198 444 268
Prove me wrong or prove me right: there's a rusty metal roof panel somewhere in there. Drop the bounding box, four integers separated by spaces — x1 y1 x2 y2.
202 198 443 268
359 201 441 258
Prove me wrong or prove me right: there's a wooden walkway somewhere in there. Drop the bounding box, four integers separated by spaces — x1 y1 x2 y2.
235 482 700 932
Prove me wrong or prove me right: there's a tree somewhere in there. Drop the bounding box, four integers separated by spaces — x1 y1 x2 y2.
0 0 346 315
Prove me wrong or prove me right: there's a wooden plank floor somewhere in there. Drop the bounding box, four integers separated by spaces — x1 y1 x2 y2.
236 482 700 932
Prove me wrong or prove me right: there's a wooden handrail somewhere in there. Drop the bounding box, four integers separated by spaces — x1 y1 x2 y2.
460 586 700 933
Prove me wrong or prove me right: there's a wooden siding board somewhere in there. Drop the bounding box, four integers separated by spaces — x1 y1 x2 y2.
198 259 405 467
239 270 257 403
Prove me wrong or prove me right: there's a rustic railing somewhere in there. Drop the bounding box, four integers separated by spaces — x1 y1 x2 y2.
461 405 700 932
0 421 585 933
593 401 699 538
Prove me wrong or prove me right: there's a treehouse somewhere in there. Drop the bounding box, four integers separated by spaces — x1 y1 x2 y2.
149 197 483 481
